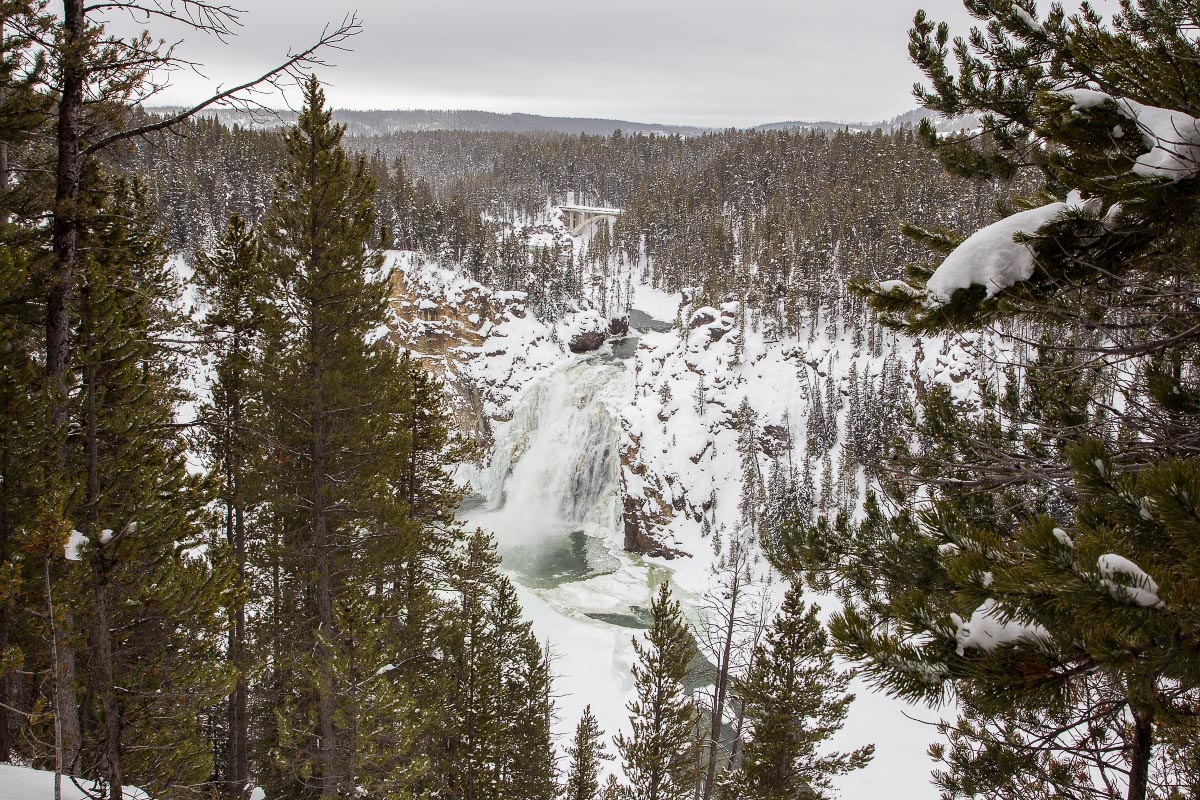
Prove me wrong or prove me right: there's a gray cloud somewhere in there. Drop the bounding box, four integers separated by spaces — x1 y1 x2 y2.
109 0 984 126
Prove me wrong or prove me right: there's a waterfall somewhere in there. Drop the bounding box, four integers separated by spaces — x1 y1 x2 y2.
466 356 629 582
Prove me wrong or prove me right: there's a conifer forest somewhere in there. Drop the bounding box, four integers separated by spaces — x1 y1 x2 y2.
1 1 1199 799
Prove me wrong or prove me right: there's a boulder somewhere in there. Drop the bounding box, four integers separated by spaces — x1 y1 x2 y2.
608 316 630 336
569 331 606 353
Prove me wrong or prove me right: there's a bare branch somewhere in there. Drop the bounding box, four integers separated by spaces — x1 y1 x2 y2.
81 13 361 157
84 0 244 41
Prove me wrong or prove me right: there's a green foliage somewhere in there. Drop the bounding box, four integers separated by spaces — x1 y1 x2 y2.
431 532 556 800
828 4 1200 798
874 1 1200 343
724 585 872 800
616 582 700 800
69 179 237 795
566 705 614 800
250 75 469 798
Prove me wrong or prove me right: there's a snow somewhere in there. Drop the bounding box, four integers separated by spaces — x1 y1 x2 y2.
629 284 683 323
526 231 559 249
514 576 640 781
1096 553 1163 608
950 598 1050 656
1062 89 1200 179
1052 527 1073 548
0 764 151 799
877 279 925 298
99 528 114 545
924 193 1095 303
394 201 1024 799
1013 6 1043 32
456 275 974 796
64 529 88 561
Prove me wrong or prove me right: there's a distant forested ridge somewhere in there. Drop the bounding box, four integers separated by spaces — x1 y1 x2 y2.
130 115 1025 330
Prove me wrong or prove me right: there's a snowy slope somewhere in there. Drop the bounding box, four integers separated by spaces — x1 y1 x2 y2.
387 210 1007 798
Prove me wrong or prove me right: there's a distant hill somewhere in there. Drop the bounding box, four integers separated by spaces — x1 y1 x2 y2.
753 119 877 133
146 107 711 137
754 108 980 134
146 105 979 137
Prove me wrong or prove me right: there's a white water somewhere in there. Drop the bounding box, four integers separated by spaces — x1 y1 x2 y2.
460 346 945 798
462 355 670 768
470 356 628 558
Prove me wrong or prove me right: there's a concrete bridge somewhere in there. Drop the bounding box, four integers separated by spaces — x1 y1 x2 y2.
560 191 622 236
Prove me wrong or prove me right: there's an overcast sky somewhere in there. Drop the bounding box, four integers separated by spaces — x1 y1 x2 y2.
108 0 984 127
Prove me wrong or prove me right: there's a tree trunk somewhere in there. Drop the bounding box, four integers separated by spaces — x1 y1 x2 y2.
47 0 86 772
0 423 13 761
727 697 747 771
312 358 339 800
84 345 123 800
702 566 740 800
92 576 123 800
1126 703 1154 800
1 12 9 224
225 372 249 799
225 504 248 798
54 613 82 773
49 0 84 434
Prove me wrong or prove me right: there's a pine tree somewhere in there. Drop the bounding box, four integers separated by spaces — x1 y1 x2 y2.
566 705 614 800
443 531 503 800
616 582 700 800
254 74 420 799
505 633 556 800
808 4 1200 800
725 585 872 800
193 213 267 798
0 8 53 754
71 179 237 800
735 397 764 541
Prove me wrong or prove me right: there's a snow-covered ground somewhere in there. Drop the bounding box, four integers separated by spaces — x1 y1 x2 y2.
0 764 151 800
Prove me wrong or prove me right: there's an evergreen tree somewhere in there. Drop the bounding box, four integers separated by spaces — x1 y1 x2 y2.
193 213 268 798
443 531 503 800
71 179 237 800
725 585 872 800
616 582 700 800
566 705 614 800
0 5 53 757
254 74 420 799
427 532 555 800
797 4 1200 800
735 397 764 541
505 633 556 800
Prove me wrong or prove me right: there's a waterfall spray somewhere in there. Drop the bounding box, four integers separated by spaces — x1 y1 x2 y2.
470 356 629 559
